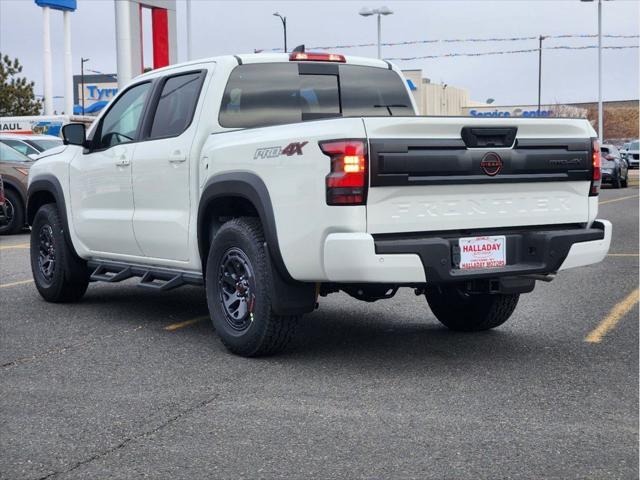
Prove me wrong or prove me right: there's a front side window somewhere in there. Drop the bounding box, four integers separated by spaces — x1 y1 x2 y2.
219 63 413 129
96 82 151 149
149 72 203 139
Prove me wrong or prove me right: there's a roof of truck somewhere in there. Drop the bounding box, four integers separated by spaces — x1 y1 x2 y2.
137 53 394 80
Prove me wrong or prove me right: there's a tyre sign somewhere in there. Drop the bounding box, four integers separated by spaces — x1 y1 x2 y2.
459 235 506 270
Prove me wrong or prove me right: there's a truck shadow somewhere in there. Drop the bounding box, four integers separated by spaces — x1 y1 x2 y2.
76 285 549 366
287 306 546 366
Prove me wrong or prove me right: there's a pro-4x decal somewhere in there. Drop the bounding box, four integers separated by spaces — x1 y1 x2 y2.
254 141 308 159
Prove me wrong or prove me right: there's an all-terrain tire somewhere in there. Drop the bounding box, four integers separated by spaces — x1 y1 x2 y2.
30 203 89 302
205 217 298 357
0 188 25 235
425 285 519 331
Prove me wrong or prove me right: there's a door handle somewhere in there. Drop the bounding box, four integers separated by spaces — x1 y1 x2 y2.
169 151 187 164
115 156 130 167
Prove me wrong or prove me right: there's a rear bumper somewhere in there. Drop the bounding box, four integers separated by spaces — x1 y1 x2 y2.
322 220 611 284
601 171 616 183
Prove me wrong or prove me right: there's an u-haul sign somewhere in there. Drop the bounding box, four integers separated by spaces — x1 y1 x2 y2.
0 115 94 137
0 119 33 134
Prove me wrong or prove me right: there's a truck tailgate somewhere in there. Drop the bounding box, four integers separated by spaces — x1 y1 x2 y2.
363 117 595 234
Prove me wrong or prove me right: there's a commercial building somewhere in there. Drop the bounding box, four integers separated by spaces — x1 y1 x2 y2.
72 74 118 115
401 69 638 141
402 69 471 116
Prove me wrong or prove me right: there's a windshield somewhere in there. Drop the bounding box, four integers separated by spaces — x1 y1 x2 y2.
0 142 32 162
25 138 63 152
630 141 639 150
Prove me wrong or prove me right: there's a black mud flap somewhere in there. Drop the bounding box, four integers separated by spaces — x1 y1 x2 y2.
263 243 316 316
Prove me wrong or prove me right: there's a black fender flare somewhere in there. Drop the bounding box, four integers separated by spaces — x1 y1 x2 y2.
27 174 73 246
197 172 292 281
197 173 316 315
1 177 27 206
27 174 87 282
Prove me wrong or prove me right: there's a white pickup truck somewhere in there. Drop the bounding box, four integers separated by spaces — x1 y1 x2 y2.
27 51 611 356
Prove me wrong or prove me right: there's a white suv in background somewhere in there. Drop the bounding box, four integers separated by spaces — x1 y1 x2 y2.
622 140 639 169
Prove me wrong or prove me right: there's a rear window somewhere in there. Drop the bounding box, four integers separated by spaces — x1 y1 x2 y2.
219 63 413 129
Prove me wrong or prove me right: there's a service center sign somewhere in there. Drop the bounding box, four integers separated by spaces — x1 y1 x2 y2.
459 235 506 270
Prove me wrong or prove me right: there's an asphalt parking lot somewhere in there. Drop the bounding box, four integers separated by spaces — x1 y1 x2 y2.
1 186 638 480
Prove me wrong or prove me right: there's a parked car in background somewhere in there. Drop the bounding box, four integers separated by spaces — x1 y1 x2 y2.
0 142 32 234
0 175 8 227
621 140 639 169
0 134 63 159
600 144 628 189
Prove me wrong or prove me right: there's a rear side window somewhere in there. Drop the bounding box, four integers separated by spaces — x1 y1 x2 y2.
149 72 203 139
219 63 413 129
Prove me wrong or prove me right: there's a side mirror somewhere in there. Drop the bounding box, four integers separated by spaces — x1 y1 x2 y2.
62 123 87 147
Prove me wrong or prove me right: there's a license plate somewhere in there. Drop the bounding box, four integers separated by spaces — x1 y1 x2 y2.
458 235 506 270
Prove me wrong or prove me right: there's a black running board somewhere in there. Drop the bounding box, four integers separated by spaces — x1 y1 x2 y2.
87 260 203 291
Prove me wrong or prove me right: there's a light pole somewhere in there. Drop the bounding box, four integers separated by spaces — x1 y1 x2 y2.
80 57 90 115
186 0 192 61
359 6 394 59
273 12 287 53
42 5 53 115
537 35 547 112
581 0 605 143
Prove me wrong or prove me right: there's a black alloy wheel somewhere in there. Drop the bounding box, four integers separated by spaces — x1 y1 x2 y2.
218 247 256 332
37 224 56 284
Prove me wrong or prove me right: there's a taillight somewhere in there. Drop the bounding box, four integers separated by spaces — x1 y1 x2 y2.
590 138 601 196
289 52 346 63
320 139 368 205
